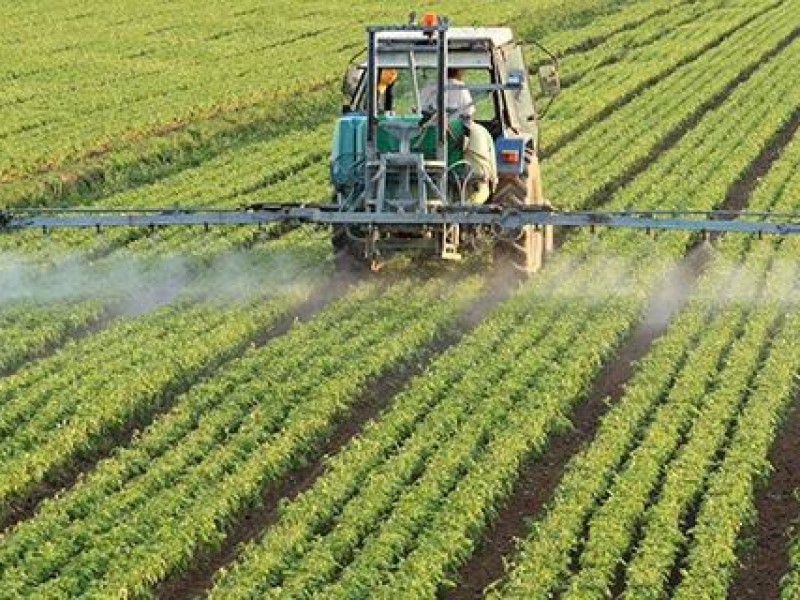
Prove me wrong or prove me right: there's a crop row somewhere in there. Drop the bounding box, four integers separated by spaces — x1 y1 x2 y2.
625 132 800 600
568 269 784 599
563 27 800 264
530 0 687 57
553 0 727 89
204 38 800 595
205 251 641 598
497 69 800 598
0 0 633 203
672 150 800 597
0 119 330 270
0 230 328 380
1 0 728 213
0 282 312 521
0 274 484 597
540 0 785 153
493 268 735 595
0 301 105 375
642 249 800 600
0 122 333 376
545 0 796 208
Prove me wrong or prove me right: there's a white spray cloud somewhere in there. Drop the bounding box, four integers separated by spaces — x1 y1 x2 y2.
0 248 319 316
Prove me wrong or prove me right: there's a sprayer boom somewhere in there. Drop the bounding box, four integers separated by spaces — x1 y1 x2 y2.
2 205 800 237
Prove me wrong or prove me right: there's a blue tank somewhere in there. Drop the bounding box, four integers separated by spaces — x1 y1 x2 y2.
330 114 367 187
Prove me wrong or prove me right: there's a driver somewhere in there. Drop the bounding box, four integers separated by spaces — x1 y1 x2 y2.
419 67 475 122
377 68 398 113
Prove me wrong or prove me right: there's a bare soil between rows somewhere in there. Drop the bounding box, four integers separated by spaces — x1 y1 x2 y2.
729 392 800 599
0 275 351 534
156 269 516 599
723 105 800 599
447 248 707 598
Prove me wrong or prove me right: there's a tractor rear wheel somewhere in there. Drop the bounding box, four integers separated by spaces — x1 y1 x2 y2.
332 225 371 274
493 147 552 274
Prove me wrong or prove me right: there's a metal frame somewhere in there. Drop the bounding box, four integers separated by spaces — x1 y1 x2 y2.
361 17 453 253
3 206 800 236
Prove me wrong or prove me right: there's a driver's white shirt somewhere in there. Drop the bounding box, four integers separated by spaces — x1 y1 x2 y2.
420 78 475 119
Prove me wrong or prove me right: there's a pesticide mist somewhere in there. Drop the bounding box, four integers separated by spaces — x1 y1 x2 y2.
0 249 318 316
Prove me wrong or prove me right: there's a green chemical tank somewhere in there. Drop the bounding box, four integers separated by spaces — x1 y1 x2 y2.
331 113 465 188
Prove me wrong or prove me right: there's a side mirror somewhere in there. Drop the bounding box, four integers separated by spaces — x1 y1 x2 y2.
538 64 560 97
341 64 362 98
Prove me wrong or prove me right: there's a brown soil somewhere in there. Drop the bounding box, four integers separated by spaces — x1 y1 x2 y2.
723 104 800 600
541 1 782 159
0 277 348 534
446 250 707 599
728 391 800 600
714 105 800 225
156 271 516 600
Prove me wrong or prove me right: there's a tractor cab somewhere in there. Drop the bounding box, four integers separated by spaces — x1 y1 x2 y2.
330 14 560 272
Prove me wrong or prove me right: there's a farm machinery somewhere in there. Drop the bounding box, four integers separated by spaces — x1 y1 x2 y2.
2 14 800 272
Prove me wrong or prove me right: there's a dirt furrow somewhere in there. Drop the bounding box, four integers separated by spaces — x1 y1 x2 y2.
446 250 707 599
155 270 519 600
0 275 349 533
581 22 800 211
542 0 784 159
729 390 800 600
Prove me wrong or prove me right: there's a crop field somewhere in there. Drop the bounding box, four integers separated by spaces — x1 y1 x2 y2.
1 0 800 598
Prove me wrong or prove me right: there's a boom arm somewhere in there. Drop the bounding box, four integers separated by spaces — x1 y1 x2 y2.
2 205 800 236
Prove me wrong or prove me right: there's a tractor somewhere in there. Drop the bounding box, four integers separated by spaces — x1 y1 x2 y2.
330 13 561 272
3 16 797 255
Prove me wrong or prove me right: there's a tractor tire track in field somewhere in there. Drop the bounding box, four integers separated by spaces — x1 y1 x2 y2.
580 20 800 212
156 267 521 600
729 388 800 600
541 0 784 159
0 274 352 534
446 248 709 599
